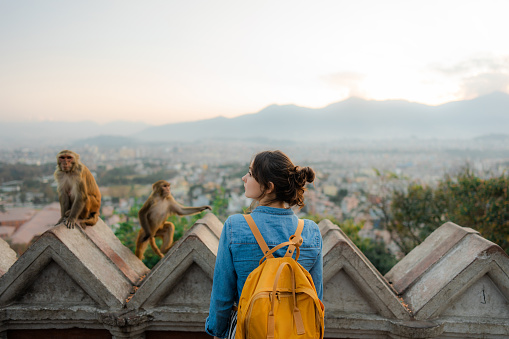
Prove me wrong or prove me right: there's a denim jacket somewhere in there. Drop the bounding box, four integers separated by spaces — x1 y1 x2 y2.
205 206 323 338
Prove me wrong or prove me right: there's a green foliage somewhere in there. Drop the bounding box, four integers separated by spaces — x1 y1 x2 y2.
128 200 143 218
211 187 230 221
389 184 445 254
306 215 397 274
439 169 509 252
114 221 138 252
386 168 509 255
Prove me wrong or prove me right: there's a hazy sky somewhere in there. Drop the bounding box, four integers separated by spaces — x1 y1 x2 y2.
1 0 508 125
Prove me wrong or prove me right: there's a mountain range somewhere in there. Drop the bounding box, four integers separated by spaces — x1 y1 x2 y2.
1 92 508 147
136 92 509 142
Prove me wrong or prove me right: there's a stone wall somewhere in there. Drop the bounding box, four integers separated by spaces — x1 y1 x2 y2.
0 213 507 338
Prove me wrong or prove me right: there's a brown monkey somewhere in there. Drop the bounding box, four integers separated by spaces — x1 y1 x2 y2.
135 180 211 259
54 150 101 229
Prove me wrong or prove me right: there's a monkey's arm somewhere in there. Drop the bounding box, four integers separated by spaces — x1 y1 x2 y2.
169 200 211 216
65 180 87 229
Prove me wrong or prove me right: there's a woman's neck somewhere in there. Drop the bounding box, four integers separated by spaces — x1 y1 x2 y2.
259 200 285 209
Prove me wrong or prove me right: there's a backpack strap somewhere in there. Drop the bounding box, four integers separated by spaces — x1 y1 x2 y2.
243 214 274 259
284 219 304 258
244 215 305 264
267 262 306 338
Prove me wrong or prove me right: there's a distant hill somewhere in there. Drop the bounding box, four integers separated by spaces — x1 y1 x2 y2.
0 120 150 147
135 92 509 142
1 92 508 147
72 135 140 148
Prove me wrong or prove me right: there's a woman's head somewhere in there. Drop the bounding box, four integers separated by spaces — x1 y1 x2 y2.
242 150 315 208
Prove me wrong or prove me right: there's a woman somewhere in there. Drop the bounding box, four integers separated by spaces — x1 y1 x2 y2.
205 150 323 338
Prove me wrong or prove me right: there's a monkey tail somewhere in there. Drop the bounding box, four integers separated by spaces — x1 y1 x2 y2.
149 237 165 258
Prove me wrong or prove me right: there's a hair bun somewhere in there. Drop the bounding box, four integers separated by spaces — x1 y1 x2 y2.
293 166 315 185
300 166 315 184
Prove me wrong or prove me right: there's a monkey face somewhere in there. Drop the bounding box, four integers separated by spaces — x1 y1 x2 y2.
160 182 171 197
58 154 75 172
153 180 171 197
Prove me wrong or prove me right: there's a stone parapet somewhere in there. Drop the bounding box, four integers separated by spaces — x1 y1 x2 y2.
386 222 509 338
0 215 507 338
0 219 149 338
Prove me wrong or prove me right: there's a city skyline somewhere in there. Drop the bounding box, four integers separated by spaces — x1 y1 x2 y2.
1 0 509 125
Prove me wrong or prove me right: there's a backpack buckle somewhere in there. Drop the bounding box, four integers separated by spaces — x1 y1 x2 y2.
289 234 303 247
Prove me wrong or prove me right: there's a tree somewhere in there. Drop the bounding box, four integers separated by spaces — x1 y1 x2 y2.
439 168 509 252
387 184 445 254
385 168 509 255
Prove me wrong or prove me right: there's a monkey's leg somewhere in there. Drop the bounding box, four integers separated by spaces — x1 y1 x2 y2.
135 230 149 260
149 237 165 258
56 195 71 225
66 197 85 229
157 221 175 254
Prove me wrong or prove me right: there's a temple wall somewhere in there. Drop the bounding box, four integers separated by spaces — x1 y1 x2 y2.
0 213 507 338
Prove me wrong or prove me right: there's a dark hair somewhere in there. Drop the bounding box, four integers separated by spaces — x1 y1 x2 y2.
251 150 315 209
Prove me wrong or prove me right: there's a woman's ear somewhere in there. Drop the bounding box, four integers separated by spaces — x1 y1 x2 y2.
266 182 275 194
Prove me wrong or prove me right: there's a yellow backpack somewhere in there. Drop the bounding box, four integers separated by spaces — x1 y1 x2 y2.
236 215 325 339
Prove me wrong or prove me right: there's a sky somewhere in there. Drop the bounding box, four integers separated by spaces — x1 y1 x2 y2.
0 0 508 125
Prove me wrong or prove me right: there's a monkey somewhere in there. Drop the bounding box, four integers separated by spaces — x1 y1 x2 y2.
135 180 211 259
54 150 101 229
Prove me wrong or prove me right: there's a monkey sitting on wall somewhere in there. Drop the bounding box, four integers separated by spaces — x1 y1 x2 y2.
54 150 101 229
136 180 211 259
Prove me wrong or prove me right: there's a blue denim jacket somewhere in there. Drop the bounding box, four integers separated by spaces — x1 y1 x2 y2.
205 206 323 338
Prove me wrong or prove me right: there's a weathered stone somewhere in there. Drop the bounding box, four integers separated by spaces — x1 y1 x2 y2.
385 222 479 294
0 223 135 309
388 222 509 338
192 212 223 239
83 218 150 284
0 238 16 277
320 219 412 324
99 310 152 338
1 214 508 338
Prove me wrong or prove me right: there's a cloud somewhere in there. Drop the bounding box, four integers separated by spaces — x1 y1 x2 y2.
459 72 509 99
322 71 367 98
431 56 509 76
429 55 509 99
